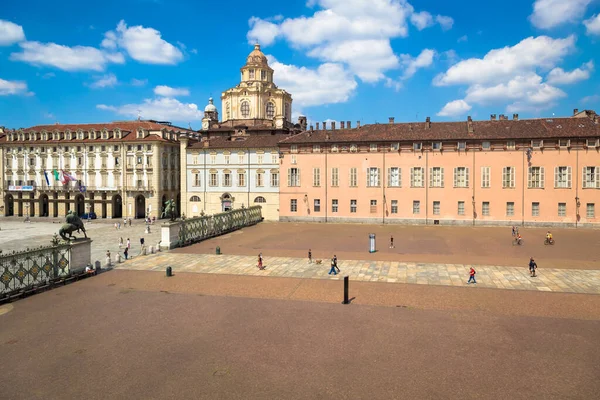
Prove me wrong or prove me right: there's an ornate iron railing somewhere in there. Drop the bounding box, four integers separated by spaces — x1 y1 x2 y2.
0 244 71 295
177 206 263 246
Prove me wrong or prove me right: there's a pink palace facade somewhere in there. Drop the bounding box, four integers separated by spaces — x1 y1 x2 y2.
278 111 600 228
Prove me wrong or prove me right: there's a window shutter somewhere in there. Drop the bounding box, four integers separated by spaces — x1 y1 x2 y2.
502 167 507 187
527 167 532 188
596 166 600 188
377 168 381 186
398 168 402 187
441 168 445 187
466 168 470 188
387 168 392 187
429 167 433 187
554 167 558 188
540 167 545 188
366 169 370 187
510 167 515 188
453 168 458 187
298 168 301 186
567 166 572 188
287 169 291 187
410 168 415 187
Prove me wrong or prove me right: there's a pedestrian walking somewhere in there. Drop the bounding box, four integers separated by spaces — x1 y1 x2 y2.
328 257 338 275
467 267 477 284
511 226 516 237
118 222 121 230
140 237 145 247
390 235 394 249
128 218 132 227
308 249 312 264
529 257 537 277
123 218 127 227
119 237 123 248
114 222 118 230
333 255 340 273
123 247 129 260
127 238 131 249
257 253 264 270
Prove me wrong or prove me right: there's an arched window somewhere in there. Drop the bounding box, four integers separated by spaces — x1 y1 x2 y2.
240 101 250 118
189 196 201 202
266 102 275 119
254 196 266 203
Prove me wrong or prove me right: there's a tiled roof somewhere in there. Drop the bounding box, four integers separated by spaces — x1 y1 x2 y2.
188 134 293 149
279 117 599 144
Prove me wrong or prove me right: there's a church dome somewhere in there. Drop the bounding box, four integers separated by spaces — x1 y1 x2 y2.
246 44 269 67
204 97 217 113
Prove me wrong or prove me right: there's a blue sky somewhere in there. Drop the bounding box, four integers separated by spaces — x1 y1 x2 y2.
1 0 599 129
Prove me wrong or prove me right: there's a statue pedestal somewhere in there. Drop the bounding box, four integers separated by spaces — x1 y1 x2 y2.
70 239 92 274
160 221 182 250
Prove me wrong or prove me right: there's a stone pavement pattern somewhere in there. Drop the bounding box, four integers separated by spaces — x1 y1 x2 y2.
118 252 600 295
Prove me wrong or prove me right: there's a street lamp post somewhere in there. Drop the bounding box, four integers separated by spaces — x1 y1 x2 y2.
86 203 91 223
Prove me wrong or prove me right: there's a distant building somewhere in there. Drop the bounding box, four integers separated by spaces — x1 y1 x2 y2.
0 121 191 219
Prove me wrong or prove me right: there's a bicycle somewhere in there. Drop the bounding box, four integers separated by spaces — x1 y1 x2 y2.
513 237 524 246
544 238 555 245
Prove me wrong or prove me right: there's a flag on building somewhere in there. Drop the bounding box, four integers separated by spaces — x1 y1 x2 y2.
60 170 69 184
43 171 50 186
63 171 76 181
52 169 60 182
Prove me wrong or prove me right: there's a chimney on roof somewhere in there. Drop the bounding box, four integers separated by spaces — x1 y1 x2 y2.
326 133 330 140
467 116 473 133
513 114 519 121
389 117 395 124
491 114 496 121
203 140 209 148
310 125 314 131
499 114 505 120
425 116 431 129
316 122 320 130
467 116 472 122
573 108 579 116
331 121 336 130
347 121 351 129
357 121 361 128
340 121 345 129
323 121 327 130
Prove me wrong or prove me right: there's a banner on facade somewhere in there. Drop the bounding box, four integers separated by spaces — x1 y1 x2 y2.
8 186 34 191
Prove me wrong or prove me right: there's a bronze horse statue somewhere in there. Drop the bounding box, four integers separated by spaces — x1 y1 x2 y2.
59 210 87 241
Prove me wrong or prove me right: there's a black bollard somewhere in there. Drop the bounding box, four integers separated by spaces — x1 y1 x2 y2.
166 266 172 277
342 276 349 304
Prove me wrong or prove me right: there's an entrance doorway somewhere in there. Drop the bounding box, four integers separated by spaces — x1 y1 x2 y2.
39 194 49 217
5 194 14 216
75 194 85 216
221 193 232 212
112 194 123 218
135 195 146 219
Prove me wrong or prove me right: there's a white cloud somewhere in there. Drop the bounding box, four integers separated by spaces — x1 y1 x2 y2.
435 15 454 31
583 14 600 35
529 0 592 29
546 61 593 85
268 55 357 107
437 100 471 117
102 20 184 65
457 35 468 43
410 11 434 30
400 49 435 79
130 78 148 86
384 77 402 91
434 35 576 86
581 94 600 104
153 85 190 97
247 17 280 46
43 112 55 119
97 97 203 121
36 72 55 79
10 41 124 71
0 78 33 96
0 20 26 45
90 74 118 89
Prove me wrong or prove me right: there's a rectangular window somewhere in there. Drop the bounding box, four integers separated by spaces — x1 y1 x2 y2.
223 173 231 187
458 141 466 150
193 174 201 187
413 142 422 151
433 201 441 215
291 145 298 153
410 167 424 188
367 167 380 187
349 168 357 187
482 141 491 150
350 200 357 213
238 173 246 187
506 202 515 216
453 167 469 188
256 172 264 187
458 201 465 215
528 167 545 188
210 154 216 164
583 166 600 188
224 155 230 164
388 167 401 187
239 153 246 164
532 202 540 217
136 156 142 165
587 203 595 218
288 168 300 187
554 166 571 188
481 167 490 188
313 167 321 186
503 167 515 188
270 172 279 187
332 199 338 213
531 140 543 149
331 144 339 153
271 153 278 164
558 203 566 217
290 199 297 212
137 145 142 151
429 167 444 188
314 199 321 212
370 200 377 213
559 139 570 148
370 144 377 152
586 139 599 148
390 143 399 151
249 69 255 79
209 173 217 187
506 141 516 150
261 70 267 80
482 202 490 216
331 168 339 187
114 145 119 151
313 145 320 153
432 142 442 151
257 154 263 164
391 200 398 214
291 154 297 165
29 158 35 166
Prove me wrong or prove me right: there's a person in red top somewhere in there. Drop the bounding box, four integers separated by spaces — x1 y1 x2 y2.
467 267 477 284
